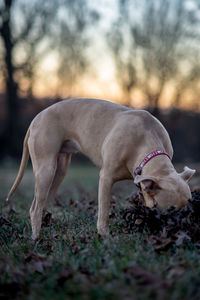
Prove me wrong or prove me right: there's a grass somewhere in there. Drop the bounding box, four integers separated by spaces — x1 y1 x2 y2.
0 161 200 299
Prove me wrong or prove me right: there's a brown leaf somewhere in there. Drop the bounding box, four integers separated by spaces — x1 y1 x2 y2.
24 252 52 273
149 236 174 252
56 270 74 287
42 211 52 227
0 217 12 227
174 231 191 247
124 262 170 288
167 267 185 279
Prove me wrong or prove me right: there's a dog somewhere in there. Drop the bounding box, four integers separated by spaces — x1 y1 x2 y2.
7 98 195 240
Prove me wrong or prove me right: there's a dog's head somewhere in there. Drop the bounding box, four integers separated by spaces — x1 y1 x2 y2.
134 166 195 209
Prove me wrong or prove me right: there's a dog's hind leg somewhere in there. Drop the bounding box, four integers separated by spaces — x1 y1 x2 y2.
30 157 57 240
46 153 71 206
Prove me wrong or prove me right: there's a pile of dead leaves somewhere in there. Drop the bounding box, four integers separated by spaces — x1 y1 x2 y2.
121 190 200 251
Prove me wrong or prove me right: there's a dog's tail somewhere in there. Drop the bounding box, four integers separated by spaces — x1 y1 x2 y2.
6 128 30 202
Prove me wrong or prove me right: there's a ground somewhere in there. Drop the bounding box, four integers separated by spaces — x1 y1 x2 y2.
0 160 200 300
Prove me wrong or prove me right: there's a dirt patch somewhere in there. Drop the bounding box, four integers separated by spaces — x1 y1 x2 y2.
121 190 200 251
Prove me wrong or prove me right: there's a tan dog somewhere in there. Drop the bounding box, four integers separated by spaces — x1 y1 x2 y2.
7 98 195 240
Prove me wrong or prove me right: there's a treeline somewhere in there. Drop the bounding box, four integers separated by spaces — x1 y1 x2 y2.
157 108 200 163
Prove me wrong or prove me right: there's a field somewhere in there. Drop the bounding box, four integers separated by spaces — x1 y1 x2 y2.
0 160 200 300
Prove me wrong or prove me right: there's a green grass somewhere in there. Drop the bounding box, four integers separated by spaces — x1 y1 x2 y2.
0 161 200 300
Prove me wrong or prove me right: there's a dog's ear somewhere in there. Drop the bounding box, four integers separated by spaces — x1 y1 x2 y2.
179 166 196 183
134 175 160 193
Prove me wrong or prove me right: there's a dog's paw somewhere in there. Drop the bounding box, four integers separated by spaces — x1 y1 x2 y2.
31 233 40 241
97 228 109 238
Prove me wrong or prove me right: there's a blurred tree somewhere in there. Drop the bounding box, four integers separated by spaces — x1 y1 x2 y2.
54 1 99 95
10 0 59 98
0 0 98 156
0 0 19 155
108 0 200 111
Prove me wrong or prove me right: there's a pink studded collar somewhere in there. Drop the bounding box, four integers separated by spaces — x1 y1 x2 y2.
134 150 171 177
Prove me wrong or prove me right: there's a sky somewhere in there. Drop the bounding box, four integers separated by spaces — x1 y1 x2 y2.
34 0 123 103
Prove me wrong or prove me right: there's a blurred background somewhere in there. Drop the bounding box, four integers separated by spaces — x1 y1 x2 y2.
0 0 200 163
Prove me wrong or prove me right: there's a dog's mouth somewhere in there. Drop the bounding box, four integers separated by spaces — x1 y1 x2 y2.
140 190 158 209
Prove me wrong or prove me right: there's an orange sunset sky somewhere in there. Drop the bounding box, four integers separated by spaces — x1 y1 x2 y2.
20 47 199 111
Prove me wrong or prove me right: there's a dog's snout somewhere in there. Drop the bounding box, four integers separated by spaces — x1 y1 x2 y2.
156 196 189 211
175 198 189 210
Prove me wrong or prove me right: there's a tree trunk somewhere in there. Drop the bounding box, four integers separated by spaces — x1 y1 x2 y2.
1 0 20 156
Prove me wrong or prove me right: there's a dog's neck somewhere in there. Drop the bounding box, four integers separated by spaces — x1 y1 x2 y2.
140 154 175 178
134 150 171 176
128 148 175 179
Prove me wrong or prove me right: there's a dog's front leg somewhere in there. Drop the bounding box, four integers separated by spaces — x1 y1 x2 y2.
97 170 113 238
